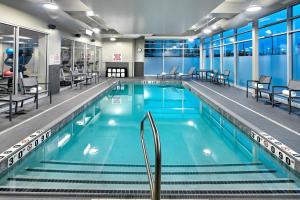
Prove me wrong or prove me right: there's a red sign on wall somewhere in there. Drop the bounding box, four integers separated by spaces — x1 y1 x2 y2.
113 53 122 62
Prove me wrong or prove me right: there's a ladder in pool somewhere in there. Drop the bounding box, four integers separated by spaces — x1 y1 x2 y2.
140 112 161 200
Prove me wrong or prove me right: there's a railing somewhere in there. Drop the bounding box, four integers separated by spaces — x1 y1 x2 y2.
140 112 161 200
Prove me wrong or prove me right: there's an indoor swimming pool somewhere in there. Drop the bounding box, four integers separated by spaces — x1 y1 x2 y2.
0 82 300 197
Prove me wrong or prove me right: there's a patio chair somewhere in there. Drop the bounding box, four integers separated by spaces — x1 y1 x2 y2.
272 80 300 114
209 69 219 83
217 70 230 86
157 66 178 80
20 76 52 109
246 75 272 102
0 92 12 121
178 67 196 80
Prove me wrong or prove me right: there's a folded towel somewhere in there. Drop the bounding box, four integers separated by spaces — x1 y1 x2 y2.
30 86 43 93
282 89 297 97
253 83 264 89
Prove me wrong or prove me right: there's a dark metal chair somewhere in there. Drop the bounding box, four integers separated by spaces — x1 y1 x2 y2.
20 76 51 109
209 69 219 83
0 92 12 121
272 80 300 114
217 70 230 86
247 75 272 102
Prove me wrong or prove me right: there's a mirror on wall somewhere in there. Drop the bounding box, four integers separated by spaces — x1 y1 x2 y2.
0 23 15 92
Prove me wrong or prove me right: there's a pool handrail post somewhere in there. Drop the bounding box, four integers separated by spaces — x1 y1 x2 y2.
140 111 161 200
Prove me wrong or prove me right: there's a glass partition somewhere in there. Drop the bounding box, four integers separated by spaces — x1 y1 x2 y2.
86 44 95 73
74 41 85 73
0 23 15 92
95 46 101 72
61 39 73 72
223 44 234 83
19 28 47 87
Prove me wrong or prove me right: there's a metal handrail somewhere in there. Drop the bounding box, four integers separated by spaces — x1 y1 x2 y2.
140 112 161 200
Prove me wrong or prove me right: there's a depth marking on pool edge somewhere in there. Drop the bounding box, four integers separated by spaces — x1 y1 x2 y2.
190 80 300 137
0 80 112 137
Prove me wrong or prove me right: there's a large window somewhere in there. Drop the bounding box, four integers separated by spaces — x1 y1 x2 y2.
223 29 235 83
212 34 221 71
184 38 200 73
237 23 253 87
203 38 211 70
292 4 300 80
144 39 200 75
258 10 287 86
0 23 15 92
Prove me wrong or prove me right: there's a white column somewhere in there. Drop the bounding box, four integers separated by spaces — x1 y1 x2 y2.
14 27 19 95
252 21 259 80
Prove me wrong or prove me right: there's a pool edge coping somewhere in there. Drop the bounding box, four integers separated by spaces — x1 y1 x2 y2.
182 81 300 175
0 79 117 175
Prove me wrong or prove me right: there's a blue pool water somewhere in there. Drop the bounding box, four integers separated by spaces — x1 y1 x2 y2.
0 83 300 193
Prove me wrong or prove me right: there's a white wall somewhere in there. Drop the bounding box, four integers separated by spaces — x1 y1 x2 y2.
102 39 135 77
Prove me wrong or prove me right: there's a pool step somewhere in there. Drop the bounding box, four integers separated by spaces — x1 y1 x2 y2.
1 161 300 197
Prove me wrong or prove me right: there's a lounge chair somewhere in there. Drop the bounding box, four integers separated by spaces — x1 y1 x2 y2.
246 75 272 102
157 66 178 80
178 67 196 80
20 76 51 109
272 80 300 114
217 70 230 86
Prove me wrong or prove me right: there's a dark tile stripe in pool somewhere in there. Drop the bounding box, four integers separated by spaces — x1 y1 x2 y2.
26 168 277 175
6 177 295 185
0 188 300 197
40 160 264 168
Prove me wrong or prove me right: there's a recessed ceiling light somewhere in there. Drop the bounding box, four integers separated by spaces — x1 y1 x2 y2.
246 5 262 12
43 1 59 10
86 10 95 16
110 37 116 41
92 28 100 34
203 28 212 34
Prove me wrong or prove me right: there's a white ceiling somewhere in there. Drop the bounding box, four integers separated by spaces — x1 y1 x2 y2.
81 0 225 35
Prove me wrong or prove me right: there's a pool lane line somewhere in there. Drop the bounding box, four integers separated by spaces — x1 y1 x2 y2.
0 80 113 136
40 160 263 167
26 168 276 175
7 177 292 185
189 80 300 137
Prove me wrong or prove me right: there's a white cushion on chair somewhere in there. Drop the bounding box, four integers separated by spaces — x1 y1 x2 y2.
30 86 43 93
282 90 297 97
253 83 264 89
218 75 224 79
